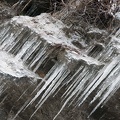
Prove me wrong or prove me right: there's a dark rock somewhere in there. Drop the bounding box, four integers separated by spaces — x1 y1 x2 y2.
0 1 16 23
0 108 7 120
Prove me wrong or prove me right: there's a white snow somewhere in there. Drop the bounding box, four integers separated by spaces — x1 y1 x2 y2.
0 50 39 78
66 50 103 66
11 13 75 48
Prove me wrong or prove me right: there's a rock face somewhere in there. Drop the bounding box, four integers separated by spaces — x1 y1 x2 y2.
0 73 38 120
0 1 16 23
0 1 120 120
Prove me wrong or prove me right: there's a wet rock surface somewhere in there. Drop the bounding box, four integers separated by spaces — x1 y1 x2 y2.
0 73 37 120
0 72 94 120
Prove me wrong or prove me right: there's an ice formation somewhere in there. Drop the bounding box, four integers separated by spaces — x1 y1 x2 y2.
0 13 120 119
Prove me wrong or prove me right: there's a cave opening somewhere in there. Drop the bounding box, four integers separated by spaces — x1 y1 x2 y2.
36 56 58 78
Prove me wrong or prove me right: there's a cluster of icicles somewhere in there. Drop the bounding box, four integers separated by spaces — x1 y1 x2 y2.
0 20 120 120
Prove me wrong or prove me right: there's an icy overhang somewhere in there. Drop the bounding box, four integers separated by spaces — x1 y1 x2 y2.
0 13 104 73
11 13 75 47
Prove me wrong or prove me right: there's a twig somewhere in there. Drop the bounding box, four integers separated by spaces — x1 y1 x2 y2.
12 1 19 9
21 0 32 13
61 0 67 6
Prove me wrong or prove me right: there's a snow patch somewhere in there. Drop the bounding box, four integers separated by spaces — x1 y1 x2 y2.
0 50 39 78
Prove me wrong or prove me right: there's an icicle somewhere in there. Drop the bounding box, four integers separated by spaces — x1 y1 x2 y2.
30 64 69 119
2 29 24 53
69 70 98 107
22 38 41 62
0 32 12 50
36 68 69 107
89 73 120 117
1 30 23 52
28 43 48 69
53 99 69 120
28 63 65 106
26 5 37 16
30 63 59 96
62 66 89 101
78 55 120 106
0 26 11 45
32 51 49 72
15 40 35 60
90 62 120 105
8 29 31 55
53 67 97 119
11 63 69 119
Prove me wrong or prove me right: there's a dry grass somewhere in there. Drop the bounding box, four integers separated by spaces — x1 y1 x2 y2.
11 0 69 16
54 0 120 29
4 0 120 28
77 0 120 28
